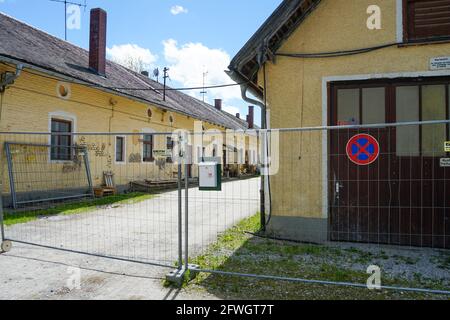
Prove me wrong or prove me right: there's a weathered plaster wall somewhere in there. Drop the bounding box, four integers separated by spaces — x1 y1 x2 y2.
259 0 450 224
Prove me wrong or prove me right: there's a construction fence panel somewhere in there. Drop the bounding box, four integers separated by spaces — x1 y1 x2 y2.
188 121 450 297
0 132 183 267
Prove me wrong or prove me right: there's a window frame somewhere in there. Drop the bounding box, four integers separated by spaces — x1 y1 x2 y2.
115 135 126 164
394 83 450 157
142 133 155 163
166 136 174 163
402 0 450 43
331 78 450 158
50 118 73 162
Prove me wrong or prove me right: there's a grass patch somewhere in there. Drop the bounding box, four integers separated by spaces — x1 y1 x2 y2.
3 192 155 226
189 213 449 300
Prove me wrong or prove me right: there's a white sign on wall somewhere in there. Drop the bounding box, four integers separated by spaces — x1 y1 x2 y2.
430 57 450 70
440 158 450 168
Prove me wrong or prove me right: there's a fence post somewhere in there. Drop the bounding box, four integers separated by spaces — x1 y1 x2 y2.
82 146 95 199
4 143 17 210
177 134 183 271
0 191 5 242
0 187 11 253
166 132 190 286
184 161 189 271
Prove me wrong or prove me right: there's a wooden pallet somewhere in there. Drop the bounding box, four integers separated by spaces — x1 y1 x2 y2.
93 187 117 198
94 171 117 198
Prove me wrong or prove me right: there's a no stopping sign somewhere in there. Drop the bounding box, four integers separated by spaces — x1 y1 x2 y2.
346 134 380 166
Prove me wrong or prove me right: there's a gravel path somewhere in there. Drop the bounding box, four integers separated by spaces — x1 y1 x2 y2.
0 178 260 300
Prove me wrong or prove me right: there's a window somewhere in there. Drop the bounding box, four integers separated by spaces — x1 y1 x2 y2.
396 86 420 156
51 119 72 161
166 137 174 163
396 84 448 156
143 134 154 162
404 0 450 42
422 85 447 156
337 89 359 125
362 88 386 124
115 136 125 163
337 87 386 125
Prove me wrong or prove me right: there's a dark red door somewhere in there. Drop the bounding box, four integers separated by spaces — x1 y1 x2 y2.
330 79 450 248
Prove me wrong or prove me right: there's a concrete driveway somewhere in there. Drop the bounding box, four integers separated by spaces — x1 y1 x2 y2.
0 178 260 300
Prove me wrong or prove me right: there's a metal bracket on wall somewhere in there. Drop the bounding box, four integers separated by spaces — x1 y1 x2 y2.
0 65 23 93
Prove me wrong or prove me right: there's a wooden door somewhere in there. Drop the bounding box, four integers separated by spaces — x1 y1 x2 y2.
329 79 450 248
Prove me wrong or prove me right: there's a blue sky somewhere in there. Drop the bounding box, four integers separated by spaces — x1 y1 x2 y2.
0 0 283 126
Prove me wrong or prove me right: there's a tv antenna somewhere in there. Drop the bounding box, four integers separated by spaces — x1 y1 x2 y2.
200 71 208 102
163 67 170 101
50 0 87 41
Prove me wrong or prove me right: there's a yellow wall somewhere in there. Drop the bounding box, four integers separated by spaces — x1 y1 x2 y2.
259 0 450 219
0 64 250 198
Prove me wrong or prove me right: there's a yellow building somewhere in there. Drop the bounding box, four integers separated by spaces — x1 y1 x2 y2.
0 9 255 208
228 0 450 248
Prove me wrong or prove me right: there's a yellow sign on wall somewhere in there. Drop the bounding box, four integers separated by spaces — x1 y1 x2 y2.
445 142 450 153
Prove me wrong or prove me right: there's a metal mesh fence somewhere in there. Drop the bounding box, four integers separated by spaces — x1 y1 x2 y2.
188 121 450 296
1 124 449 296
0 132 183 267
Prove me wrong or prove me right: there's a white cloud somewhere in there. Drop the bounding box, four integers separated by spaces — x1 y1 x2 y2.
170 5 188 15
163 39 240 104
223 105 241 117
106 44 158 72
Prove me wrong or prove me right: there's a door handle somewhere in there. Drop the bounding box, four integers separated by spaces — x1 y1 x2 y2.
335 182 343 200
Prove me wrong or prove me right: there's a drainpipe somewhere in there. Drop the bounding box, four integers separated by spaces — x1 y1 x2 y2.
0 64 23 93
238 79 267 231
0 64 23 125
226 56 269 232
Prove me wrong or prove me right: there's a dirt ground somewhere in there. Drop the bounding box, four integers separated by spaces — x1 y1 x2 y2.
0 242 218 300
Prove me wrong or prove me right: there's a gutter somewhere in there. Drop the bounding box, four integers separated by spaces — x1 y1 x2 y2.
0 63 23 92
225 68 264 111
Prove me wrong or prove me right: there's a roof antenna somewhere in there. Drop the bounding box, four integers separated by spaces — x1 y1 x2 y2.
163 67 170 101
200 70 208 103
50 0 88 41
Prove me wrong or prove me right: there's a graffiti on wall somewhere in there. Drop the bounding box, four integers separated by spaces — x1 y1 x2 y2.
78 136 108 157
129 153 141 163
78 136 112 169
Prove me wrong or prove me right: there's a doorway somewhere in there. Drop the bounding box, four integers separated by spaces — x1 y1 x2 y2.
329 78 450 248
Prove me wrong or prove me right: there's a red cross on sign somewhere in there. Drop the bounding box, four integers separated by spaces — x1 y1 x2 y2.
346 134 380 166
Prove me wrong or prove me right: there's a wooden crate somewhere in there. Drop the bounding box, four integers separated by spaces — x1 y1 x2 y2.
93 187 117 198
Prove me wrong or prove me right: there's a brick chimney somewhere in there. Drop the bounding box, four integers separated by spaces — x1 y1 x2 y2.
247 106 254 129
236 113 240 119
89 8 107 76
214 99 222 111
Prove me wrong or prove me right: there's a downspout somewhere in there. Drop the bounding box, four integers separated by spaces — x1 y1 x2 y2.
228 44 271 232
0 64 22 206
0 64 23 124
0 64 23 93
236 77 267 231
